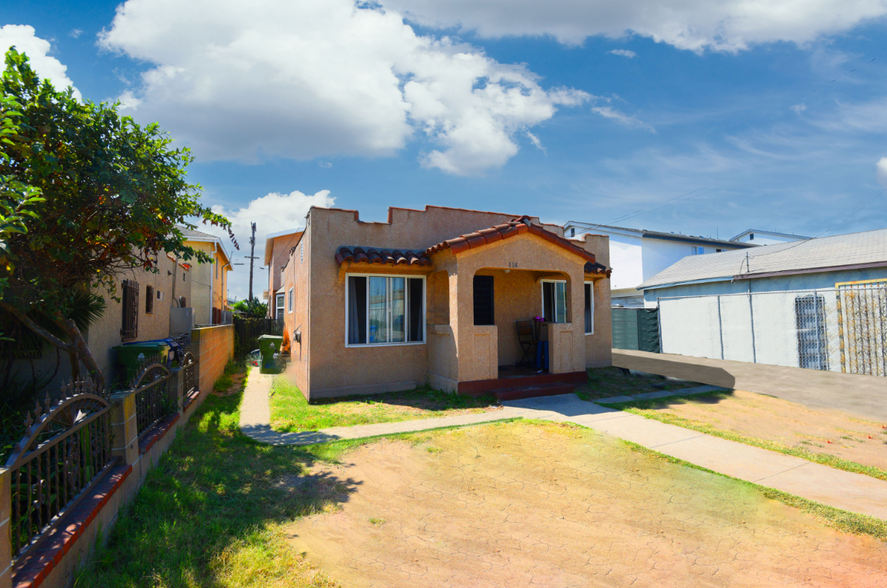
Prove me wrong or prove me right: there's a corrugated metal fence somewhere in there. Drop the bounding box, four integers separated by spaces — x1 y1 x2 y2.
612 308 661 353
658 280 886 377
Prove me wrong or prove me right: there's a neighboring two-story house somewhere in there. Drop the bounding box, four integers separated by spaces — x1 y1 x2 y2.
564 222 754 308
182 228 234 325
263 228 305 320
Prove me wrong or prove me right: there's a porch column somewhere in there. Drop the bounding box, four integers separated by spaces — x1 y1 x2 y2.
450 264 497 383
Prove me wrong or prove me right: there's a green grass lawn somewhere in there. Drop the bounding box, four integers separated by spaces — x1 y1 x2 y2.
574 367 701 401
269 377 500 433
75 373 886 587
74 386 382 588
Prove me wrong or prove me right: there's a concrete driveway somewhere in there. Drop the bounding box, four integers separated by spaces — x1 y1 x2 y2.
614 349 887 421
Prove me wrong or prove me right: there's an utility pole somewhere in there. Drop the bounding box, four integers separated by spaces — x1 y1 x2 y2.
247 222 258 301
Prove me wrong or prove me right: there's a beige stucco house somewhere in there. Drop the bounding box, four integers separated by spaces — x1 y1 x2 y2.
182 228 233 325
279 205 612 401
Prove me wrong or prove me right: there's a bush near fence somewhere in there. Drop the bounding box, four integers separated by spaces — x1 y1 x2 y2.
0 325 229 588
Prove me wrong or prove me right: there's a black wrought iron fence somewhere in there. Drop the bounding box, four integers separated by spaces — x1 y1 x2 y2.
5 380 114 559
131 360 175 438
181 349 198 407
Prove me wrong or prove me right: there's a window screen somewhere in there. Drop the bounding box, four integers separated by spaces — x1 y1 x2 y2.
145 285 154 314
542 281 567 323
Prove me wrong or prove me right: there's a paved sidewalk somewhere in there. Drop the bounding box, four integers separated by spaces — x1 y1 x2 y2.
239 376 887 520
505 394 887 521
238 372 527 445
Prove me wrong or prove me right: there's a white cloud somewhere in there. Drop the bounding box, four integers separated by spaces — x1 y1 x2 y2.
877 157 887 188
791 103 807 114
69 29 83 39
591 106 655 132
0 25 81 100
201 189 335 300
380 0 887 52
98 0 589 176
608 49 636 58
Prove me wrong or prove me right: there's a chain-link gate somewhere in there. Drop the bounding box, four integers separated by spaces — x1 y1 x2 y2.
657 285 885 377
836 279 887 377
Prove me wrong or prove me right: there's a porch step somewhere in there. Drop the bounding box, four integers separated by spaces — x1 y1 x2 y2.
493 382 576 402
459 370 587 395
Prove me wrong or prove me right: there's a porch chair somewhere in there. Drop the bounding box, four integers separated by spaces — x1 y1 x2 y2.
515 320 536 367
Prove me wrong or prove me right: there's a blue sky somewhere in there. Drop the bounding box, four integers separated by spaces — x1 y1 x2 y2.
4 0 887 299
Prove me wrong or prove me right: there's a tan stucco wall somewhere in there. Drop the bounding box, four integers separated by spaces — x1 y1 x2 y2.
279 206 611 399
280 227 311 397
191 324 234 393
578 234 613 368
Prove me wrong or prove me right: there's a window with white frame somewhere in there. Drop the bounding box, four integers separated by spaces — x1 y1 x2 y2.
584 282 594 334
346 275 425 345
275 293 285 319
692 246 705 255
541 280 567 323
288 288 294 313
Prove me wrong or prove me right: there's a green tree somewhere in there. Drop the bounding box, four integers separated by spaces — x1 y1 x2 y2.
232 297 268 318
0 48 231 390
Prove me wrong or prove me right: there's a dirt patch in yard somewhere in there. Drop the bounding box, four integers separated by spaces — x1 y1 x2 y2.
630 390 887 471
286 422 887 588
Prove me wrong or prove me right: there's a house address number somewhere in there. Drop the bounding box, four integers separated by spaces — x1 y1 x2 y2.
508 262 518 268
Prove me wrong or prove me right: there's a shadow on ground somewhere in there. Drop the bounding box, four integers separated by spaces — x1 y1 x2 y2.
77 390 361 588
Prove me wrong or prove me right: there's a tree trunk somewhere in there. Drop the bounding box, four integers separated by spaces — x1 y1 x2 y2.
53 315 104 391
0 302 105 392
67 349 81 383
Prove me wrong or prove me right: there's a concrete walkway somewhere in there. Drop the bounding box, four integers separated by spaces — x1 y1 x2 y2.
239 375 887 520
614 349 887 421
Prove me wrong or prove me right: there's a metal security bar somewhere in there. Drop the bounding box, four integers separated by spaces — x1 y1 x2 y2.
837 279 887 377
658 288 863 375
5 381 114 559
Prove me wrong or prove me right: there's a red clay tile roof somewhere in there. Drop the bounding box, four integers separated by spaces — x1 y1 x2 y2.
335 246 432 267
425 216 600 265
585 261 612 278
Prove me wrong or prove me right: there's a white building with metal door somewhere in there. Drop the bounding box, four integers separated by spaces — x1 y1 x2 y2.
639 228 887 377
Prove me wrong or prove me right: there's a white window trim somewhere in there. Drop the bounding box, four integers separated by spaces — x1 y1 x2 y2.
584 282 594 335
540 279 568 324
275 293 285 319
345 273 427 348
288 287 294 313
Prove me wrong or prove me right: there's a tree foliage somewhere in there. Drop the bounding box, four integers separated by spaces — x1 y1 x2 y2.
232 297 268 318
0 48 232 389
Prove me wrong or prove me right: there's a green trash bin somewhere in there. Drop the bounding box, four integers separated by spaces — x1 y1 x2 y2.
257 335 283 370
114 341 171 387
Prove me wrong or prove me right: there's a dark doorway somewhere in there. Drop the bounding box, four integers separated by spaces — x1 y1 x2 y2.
473 275 495 326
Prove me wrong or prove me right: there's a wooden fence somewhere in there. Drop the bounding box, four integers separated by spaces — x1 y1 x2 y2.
233 317 284 357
